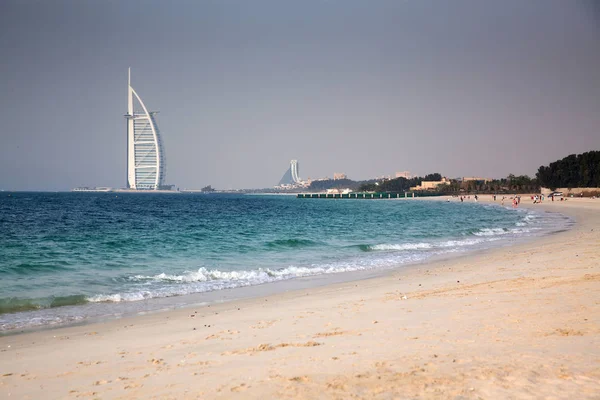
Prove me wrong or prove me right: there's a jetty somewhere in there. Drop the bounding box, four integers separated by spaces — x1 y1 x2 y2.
296 192 445 199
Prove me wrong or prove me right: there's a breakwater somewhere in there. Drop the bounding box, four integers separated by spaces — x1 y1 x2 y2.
297 192 443 199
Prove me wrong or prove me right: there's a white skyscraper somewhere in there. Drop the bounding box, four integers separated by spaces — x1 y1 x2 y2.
278 160 301 186
125 68 166 190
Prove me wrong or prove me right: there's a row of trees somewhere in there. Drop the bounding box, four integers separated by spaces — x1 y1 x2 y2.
536 151 600 189
357 173 442 192
307 178 365 192
303 150 599 194
308 173 539 194
439 175 539 194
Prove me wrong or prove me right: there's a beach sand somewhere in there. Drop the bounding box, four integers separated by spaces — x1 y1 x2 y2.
1 197 599 399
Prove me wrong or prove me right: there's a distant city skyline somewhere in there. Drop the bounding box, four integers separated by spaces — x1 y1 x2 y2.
0 0 599 191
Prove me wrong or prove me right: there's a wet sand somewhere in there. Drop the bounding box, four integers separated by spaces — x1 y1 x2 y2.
1 197 599 399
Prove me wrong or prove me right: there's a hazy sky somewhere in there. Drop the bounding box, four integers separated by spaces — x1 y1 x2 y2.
1 0 599 190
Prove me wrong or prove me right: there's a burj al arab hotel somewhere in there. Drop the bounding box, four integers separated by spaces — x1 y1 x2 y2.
125 69 167 190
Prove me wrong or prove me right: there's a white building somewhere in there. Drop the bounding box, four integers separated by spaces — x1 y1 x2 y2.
125 68 166 190
278 160 301 186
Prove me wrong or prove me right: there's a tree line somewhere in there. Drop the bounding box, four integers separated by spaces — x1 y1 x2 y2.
438 175 539 194
307 174 443 193
536 151 600 189
308 173 539 194
303 150 599 194
357 173 442 193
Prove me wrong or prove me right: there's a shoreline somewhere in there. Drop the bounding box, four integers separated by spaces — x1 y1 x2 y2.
1 197 598 398
0 198 569 335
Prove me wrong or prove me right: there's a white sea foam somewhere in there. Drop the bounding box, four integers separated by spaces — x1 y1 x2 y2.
369 243 433 251
87 253 429 304
523 214 538 222
438 238 487 247
371 237 491 251
473 228 509 236
88 292 152 303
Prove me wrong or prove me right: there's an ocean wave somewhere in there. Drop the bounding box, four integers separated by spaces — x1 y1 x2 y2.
473 228 510 236
265 238 322 249
2 261 74 275
363 243 433 251
365 237 489 251
0 294 88 315
523 214 538 222
437 238 487 247
87 256 430 304
130 268 275 283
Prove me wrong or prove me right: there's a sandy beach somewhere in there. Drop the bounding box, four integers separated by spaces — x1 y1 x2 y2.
1 197 599 399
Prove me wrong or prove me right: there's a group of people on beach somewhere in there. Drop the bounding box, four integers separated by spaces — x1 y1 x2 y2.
497 195 520 207
450 192 594 207
457 195 477 203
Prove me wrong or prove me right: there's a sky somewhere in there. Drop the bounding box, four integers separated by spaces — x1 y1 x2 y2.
0 0 599 191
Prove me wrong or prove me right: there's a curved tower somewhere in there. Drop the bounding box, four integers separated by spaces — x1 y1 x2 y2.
125 68 166 190
278 160 301 186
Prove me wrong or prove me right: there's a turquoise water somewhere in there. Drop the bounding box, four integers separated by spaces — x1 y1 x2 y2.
0 192 569 331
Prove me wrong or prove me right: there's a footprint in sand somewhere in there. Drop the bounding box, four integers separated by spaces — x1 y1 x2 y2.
223 341 322 355
205 329 240 340
313 330 350 338
289 376 310 383
230 383 249 392
251 320 277 329
74 391 98 398
124 382 143 390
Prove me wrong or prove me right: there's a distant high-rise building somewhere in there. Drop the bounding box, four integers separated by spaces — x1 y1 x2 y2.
278 160 301 185
333 173 347 180
125 68 166 190
395 171 411 179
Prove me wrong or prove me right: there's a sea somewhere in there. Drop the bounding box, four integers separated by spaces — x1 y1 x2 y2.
0 192 572 333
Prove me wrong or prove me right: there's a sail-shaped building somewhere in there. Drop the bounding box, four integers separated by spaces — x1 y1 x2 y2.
125 69 166 190
278 160 301 186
